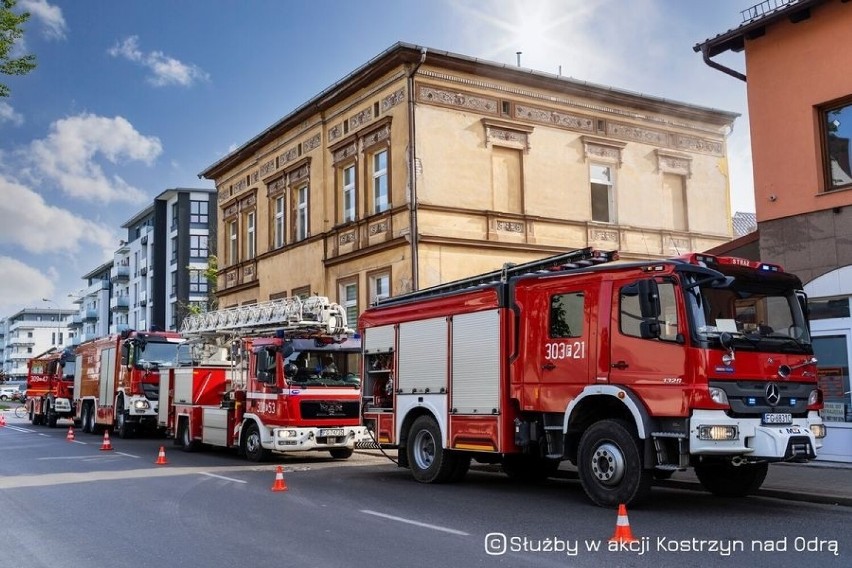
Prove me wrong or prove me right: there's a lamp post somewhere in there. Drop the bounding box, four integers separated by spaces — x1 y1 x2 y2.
42 298 61 349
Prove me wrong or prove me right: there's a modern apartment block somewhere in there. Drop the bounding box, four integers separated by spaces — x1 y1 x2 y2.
200 42 738 319
110 187 217 333
68 261 113 347
696 0 852 461
1 307 76 381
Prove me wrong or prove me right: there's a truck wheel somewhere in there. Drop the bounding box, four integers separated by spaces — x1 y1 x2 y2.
406 415 457 483
501 455 560 481
115 399 132 439
242 423 270 462
86 405 99 434
46 402 58 428
80 405 91 433
577 419 652 507
178 420 200 452
329 448 354 459
694 461 768 497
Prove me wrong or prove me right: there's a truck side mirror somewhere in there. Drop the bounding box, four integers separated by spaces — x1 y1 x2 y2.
637 279 661 339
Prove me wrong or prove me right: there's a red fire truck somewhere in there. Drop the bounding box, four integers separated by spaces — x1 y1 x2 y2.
74 330 189 438
360 248 826 507
25 347 76 427
157 296 368 461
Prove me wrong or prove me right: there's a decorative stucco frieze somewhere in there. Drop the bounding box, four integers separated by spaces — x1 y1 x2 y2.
381 88 405 112
417 85 498 114
515 104 594 132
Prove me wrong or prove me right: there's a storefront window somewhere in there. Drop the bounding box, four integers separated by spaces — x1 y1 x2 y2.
813 334 851 423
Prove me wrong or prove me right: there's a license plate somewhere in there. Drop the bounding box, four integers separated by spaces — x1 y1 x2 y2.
763 413 792 425
319 428 345 437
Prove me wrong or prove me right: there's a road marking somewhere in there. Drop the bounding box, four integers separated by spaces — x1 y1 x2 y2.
115 452 140 459
199 472 247 484
360 509 469 536
4 425 35 433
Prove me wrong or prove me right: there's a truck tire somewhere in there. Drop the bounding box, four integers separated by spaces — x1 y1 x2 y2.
81 405 92 433
115 398 132 439
46 401 58 428
577 419 652 507
242 423 271 462
694 461 768 497
329 448 354 459
406 415 458 483
178 419 200 452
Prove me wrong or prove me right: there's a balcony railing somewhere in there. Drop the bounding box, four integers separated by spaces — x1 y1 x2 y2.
110 264 130 283
110 296 129 312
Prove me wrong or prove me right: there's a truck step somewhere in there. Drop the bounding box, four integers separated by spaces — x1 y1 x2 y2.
651 431 687 439
654 464 684 471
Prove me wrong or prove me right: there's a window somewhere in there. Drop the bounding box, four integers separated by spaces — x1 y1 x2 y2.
294 185 308 241
228 219 238 264
342 164 355 222
292 286 311 300
170 271 177 298
372 150 388 213
190 235 207 258
339 280 358 325
170 237 178 264
662 173 688 231
590 164 615 223
492 146 522 213
190 200 209 224
171 202 178 231
273 195 285 249
822 99 852 191
369 271 390 304
550 293 584 338
189 270 208 294
620 280 679 341
245 211 256 259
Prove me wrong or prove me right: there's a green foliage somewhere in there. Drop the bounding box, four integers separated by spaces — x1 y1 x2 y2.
0 0 36 98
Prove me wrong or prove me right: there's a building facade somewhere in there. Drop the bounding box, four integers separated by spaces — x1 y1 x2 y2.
1 307 75 381
201 43 737 324
697 0 852 461
68 261 113 347
112 188 217 333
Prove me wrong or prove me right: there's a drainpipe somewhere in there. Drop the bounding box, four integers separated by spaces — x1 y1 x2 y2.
698 44 746 82
407 47 427 291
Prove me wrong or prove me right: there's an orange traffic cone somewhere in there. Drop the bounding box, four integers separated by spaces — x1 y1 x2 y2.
270 465 288 492
100 430 114 451
609 503 638 543
0 414 6 427
155 446 168 465
66 426 75 442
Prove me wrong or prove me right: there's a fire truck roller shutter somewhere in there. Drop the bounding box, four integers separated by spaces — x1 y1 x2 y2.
398 317 448 395
364 325 395 354
451 310 500 414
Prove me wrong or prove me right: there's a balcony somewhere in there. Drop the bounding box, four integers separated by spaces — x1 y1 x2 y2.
83 309 98 322
110 296 129 312
110 264 130 283
68 315 83 329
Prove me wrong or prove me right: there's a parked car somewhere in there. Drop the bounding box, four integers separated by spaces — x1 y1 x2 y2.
0 384 22 401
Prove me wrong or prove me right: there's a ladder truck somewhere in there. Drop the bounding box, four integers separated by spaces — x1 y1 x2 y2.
359 247 826 507
159 296 369 461
25 347 76 427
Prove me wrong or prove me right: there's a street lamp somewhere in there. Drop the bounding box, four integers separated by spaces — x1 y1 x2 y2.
42 298 61 349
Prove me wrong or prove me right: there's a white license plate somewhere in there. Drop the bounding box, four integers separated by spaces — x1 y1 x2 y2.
763 413 793 425
319 428 345 437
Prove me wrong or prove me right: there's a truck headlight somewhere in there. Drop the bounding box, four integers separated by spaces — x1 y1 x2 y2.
708 387 729 405
810 424 826 439
133 400 150 410
277 430 297 439
698 425 738 441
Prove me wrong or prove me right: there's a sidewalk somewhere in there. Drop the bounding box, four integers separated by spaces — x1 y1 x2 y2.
660 461 852 507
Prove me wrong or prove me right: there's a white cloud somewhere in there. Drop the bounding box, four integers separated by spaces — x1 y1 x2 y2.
26 113 162 203
19 0 67 40
0 256 56 313
0 174 116 254
108 36 210 87
0 101 24 126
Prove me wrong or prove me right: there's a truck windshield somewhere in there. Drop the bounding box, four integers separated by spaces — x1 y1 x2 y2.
136 341 194 368
284 350 360 388
682 272 811 353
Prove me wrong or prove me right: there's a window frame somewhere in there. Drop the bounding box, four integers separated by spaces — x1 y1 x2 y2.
273 195 286 249
293 184 309 242
820 97 852 193
338 278 359 327
590 162 616 224
368 268 391 305
341 163 356 223
244 210 256 259
372 149 389 214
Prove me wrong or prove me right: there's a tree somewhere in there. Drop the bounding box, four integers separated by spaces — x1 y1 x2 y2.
1 0 36 98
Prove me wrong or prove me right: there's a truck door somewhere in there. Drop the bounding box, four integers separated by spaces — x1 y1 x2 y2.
518 277 598 413
608 276 689 416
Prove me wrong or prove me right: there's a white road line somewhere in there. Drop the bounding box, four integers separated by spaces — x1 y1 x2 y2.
199 472 247 484
115 452 140 459
360 509 469 536
4 425 35 433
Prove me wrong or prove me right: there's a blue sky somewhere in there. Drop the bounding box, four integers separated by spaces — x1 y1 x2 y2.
0 0 755 316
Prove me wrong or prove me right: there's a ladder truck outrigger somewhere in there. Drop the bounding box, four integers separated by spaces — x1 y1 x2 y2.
359 247 827 507
159 296 369 461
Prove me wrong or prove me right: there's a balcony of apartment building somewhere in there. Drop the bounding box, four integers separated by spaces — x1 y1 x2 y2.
10 352 31 362
68 313 84 329
110 295 129 312
139 259 148 277
82 308 99 322
112 323 131 334
110 263 130 283
8 336 35 347
139 290 148 307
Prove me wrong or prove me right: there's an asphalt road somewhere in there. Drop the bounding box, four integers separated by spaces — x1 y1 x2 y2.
1 413 848 568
